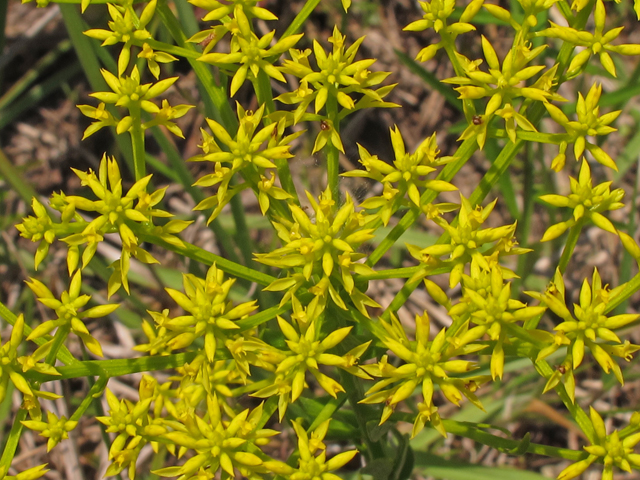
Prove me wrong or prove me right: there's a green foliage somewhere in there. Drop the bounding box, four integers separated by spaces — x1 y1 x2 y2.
5 0 640 479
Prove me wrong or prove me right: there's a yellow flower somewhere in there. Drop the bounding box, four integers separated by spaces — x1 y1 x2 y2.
404 0 481 62
22 411 78 452
539 159 624 241
558 407 640 480
538 0 640 78
198 10 302 96
528 268 640 402
256 187 379 317
0 315 61 409
360 312 487 437
343 126 456 225
450 265 546 380
406 194 528 288
253 316 369 420
83 0 157 71
544 84 621 171
264 419 358 478
155 396 276 480
26 270 119 357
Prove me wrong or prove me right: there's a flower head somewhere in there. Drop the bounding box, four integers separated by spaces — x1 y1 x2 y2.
255 187 379 316
558 407 640 480
545 84 621 171
360 312 487 437
539 159 624 241
264 419 358 479
26 270 119 357
343 126 456 225
528 268 640 402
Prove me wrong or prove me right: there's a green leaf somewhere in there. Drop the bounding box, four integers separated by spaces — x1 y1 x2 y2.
413 452 551 480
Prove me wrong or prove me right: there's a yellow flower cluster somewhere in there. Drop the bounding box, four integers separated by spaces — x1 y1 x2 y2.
10 0 640 479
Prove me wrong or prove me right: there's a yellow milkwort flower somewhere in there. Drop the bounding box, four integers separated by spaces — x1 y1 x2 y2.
557 407 640 480
83 0 158 74
192 103 294 222
15 198 57 270
539 159 624 241
21 411 78 452
256 171 293 215
449 265 547 380
342 126 457 225
166 357 245 413
189 0 259 52
544 84 621 171
79 66 193 138
407 194 529 288
277 26 397 150
140 264 258 363
404 0 482 62
198 6 302 97
264 419 358 479
537 0 640 78
252 316 370 420
255 187 380 316
137 43 178 80
360 312 487 438
59 155 188 295
0 315 61 413
155 396 277 480
26 270 119 357
527 269 640 402
98 387 168 480
443 38 562 147
76 102 118 140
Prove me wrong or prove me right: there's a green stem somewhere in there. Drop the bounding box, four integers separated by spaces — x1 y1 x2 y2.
136 229 275 285
281 0 321 39
156 0 236 132
557 219 584 274
129 103 146 181
605 271 640 314
534 359 595 444
366 135 479 267
58 4 134 172
25 352 199 383
307 393 348 432
358 267 421 281
229 181 254 267
419 417 587 461
326 93 341 203
514 141 536 291
254 70 297 198
380 277 424 322
255 70 276 115
45 324 72 366
442 39 476 121
339 368 385 460
69 375 109 422
0 408 28 475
